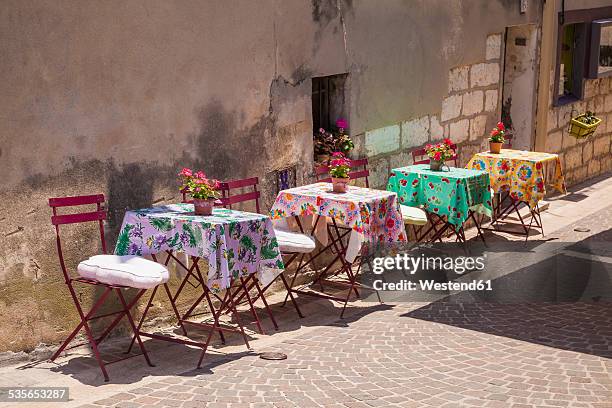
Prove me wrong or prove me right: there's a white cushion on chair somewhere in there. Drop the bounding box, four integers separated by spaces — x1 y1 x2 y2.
77 255 169 289
400 205 428 226
273 228 316 254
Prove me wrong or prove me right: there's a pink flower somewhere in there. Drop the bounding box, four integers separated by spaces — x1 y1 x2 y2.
332 151 344 158
179 167 192 177
194 171 206 179
336 118 348 129
491 128 499 136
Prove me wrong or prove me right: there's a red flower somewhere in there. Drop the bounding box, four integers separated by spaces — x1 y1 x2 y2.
443 138 453 146
411 179 419 186
441 178 450 183
497 121 505 131
433 151 441 161
428 182 434 189
491 128 499 136
386 218 395 229
400 179 408 186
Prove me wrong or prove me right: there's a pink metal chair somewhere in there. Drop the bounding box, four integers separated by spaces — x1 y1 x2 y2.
315 158 370 187
48 194 160 382
411 143 459 167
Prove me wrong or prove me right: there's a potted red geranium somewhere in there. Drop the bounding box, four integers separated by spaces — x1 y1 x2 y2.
329 151 351 193
425 139 455 171
178 168 220 215
489 122 506 154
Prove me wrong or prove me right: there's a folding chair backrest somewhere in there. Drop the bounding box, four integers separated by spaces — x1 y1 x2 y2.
503 132 513 148
218 177 261 213
315 158 370 188
412 144 459 167
48 194 107 282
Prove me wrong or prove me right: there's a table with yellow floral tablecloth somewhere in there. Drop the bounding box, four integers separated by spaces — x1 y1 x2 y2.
466 149 566 208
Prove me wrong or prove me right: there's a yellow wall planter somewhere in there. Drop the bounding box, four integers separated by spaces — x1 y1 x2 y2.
568 114 602 139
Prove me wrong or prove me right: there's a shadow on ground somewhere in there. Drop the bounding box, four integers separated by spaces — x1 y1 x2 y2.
403 230 612 360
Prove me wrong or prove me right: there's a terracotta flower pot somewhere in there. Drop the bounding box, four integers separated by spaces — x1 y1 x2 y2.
489 141 503 154
331 177 349 193
429 160 444 171
193 198 215 216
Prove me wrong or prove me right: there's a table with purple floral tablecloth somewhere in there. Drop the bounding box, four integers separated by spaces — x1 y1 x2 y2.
114 204 284 292
270 182 406 261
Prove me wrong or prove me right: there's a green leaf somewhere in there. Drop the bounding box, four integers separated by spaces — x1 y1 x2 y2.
182 223 197 247
167 232 180 248
260 237 280 260
150 217 172 232
240 235 256 252
115 224 134 255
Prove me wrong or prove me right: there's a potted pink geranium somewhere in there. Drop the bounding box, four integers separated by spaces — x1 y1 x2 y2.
425 139 455 171
329 152 351 193
178 168 220 215
489 122 506 153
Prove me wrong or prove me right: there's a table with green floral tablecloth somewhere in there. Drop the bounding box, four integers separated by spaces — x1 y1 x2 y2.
114 204 284 292
387 164 492 227
466 149 566 208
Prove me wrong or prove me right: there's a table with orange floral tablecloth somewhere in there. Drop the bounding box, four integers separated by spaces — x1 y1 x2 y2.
466 149 566 208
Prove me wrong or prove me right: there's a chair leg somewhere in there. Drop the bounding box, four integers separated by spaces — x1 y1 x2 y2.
239 276 265 335
50 283 110 364
125 287 157 354
251 276 279 330
115 288 154 367
280 273 304 318
203 288 226 344
73 286 113 381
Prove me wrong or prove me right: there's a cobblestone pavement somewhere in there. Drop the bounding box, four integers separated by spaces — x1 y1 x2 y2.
81 301 612 408
79 207 612 407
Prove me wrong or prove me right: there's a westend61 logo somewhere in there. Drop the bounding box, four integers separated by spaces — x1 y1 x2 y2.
368 253 492 293
372 253 486 275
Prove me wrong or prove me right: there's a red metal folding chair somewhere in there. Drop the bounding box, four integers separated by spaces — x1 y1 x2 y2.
48 194 157 382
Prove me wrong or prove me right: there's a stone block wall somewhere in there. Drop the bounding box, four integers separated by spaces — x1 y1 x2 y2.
545 77 612 186
353 34 504 188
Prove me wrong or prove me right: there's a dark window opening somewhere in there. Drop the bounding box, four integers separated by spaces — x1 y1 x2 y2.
588 19 612 78
312 74 348 134
555 23 587 104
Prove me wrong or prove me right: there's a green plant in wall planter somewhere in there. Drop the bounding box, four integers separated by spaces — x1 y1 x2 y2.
568 111 602 139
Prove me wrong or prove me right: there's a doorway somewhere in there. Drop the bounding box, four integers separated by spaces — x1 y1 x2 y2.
501 25 539 150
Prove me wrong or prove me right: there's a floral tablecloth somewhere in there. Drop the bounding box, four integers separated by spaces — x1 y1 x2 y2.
467 149 566 208
114 204 284 292
387 164 492 227
270 183 406 261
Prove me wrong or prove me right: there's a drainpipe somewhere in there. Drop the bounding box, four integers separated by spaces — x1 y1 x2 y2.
534 0 557 151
